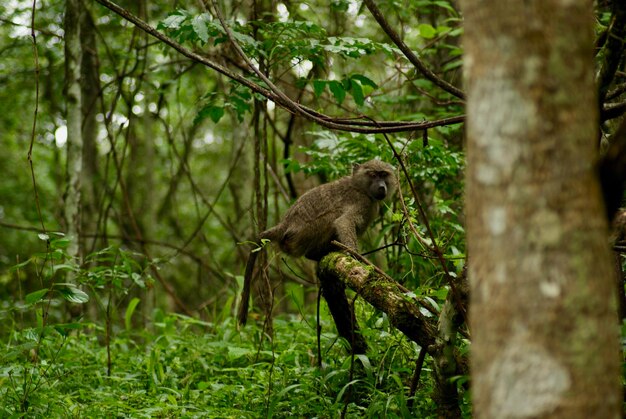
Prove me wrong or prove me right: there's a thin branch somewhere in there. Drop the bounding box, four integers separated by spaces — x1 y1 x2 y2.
606 82 626 101
362 0 465 100
407 347 428 409
0 221 226 284
602 100 626 121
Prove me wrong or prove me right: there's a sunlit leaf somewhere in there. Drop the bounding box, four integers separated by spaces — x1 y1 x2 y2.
54 283 89 304
418 23 437 39
159 12 187 30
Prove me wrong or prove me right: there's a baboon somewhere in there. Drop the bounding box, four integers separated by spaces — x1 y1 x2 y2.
237 159 397 331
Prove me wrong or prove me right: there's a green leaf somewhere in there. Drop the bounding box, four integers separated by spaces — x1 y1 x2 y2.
228 96 251 121
159 12 187 30
53 322 84 337
330 0 350 12
313 80 326 98
442 59 462 72
350 74 378 89
350 79 364 106
25 288 49 304
54 283 89 304
9 258 32 272
328 80 346 105
125 297 141 331
52 263 77 273
418 23 437 39
227 346 255 358
192 15 210 44
194 104 225 125
433 1 457 13
50 237 71 249
36 306 43 328
208 106 225 123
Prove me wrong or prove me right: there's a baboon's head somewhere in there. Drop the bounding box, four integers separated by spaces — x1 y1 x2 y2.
353 160 397 201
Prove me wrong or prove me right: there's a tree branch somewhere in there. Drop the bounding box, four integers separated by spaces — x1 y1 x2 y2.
318 252 437 349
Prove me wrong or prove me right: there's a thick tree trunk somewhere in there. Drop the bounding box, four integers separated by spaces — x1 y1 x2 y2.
460 1 621 417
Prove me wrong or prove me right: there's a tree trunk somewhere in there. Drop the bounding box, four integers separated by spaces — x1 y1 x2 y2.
80 4 100 256
460 1 621 417
64 0 84 264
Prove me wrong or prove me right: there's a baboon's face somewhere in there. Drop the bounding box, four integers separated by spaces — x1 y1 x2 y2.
367 170 392 200
353 160 396 201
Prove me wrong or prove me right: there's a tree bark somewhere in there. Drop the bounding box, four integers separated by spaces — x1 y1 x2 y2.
64 0 84 263
460 1 621 417
80 4 100 256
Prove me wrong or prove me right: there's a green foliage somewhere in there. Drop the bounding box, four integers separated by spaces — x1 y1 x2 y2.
1 234 468 417
158 10 227 47
310 74 378 106
290 131 394 178
159 9 399 65
82 246 154 292
0 308 457 418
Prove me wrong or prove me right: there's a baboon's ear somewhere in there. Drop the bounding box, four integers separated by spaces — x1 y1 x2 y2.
352 163 361 174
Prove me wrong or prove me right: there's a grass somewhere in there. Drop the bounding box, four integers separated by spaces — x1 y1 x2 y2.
0 303 456 418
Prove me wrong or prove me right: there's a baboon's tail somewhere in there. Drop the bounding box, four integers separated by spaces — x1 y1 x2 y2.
237 249 259 326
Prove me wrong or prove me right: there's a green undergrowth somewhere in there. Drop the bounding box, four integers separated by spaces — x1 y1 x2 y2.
0 308 456 418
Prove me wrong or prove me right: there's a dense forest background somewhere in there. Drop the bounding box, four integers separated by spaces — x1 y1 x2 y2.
1 0 624 417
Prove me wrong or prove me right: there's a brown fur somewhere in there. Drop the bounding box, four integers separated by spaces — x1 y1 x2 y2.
238 160 396 325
